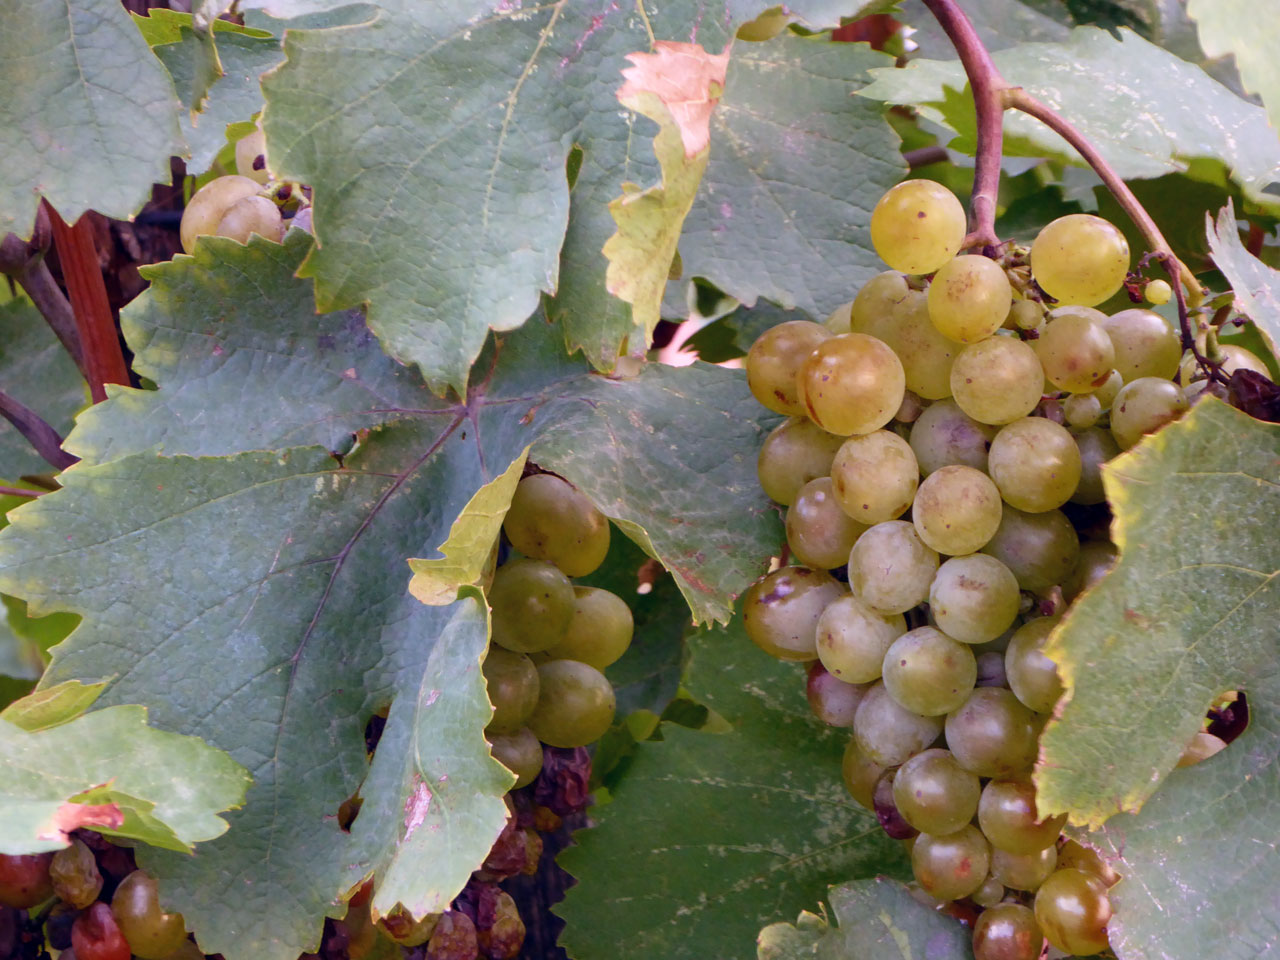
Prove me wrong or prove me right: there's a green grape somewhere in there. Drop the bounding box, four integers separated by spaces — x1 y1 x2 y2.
1110 376 1190 449
815 593 907 683
870 179 967 275
747 321 833 415
1062 392 1102 430
972 876 1006 909
981 507 1079 591
743 566 845 661
927 256 1013 343
1101 308 1181 382
798 334 906 436
908 399 996 475
504 474 611 577
483 648 539 735
487 727 543 788
945 688 1038 778
1070 426 1119 505
786 477 868 569
987 417 1081 513
1180 341 1271 387
488 559 574 653
1033 868 1113 955
852 682 944 767
1005 617 1064 713
234 126 269 184
881 627 977 716
542 586 633 669
950 336 1044 425
1032 313 1117 393
830 431 919 525
1090 368 1124 409
977 779 1067 854
928 555 1020 644
1008 299 1045 332
1145 278 1172 305
824 300 854 333
0 852 53 908
852 280 959 400
972 903 1044 960
179 174 263 252
528 660 615 747
1057 839 1119 887
842 736 888 810
991 844 1057 892
912 465 1003 556
757 417 844 505
892 747 981 835
49 838 102 909
1063 540 1118 603
213 195 283 245
847 521 939 615
1030 214 1129 306
111 870 188 960
910 825 991 901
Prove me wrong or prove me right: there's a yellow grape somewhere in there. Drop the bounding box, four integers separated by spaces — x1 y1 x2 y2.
927 256 1012 343
1030 214 1129 306
179 175 262 252
950 335 1044 425
797 333 905 436
1100 308 1181 382
870 179 967 275
214 195 283 245
746 321 832 415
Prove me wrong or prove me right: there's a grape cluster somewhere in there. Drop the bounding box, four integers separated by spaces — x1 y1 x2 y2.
744 180 1258 959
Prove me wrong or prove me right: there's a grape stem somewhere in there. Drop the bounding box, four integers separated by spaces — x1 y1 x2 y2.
0 388 78 470
918 1 1205 308
0 225 88 379
0 485 47 498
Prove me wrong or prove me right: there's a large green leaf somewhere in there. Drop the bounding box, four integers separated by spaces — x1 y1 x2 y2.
1188 0 1280 134
677 36 904 319
860 26 1280 208
0 299 87 478
0 0 183 236
0 701 249 855
898 0 1069 54
1208 201 1280 357
557 622 907 960
1035 398 1280 826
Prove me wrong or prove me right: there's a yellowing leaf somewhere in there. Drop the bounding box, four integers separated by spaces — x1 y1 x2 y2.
618 42 732 158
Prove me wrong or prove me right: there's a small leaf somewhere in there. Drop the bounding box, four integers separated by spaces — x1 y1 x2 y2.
1207 200 1280 359
1 679 108 732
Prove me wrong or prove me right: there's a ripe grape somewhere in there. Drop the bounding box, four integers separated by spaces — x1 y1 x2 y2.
1063 540 1118 603
851 280 958 400
869 179 967 275
1030 214 1129 306
1056 839 1119 886
910 825 991 901
0 852 53 908
892 748 981 835
806 662 870 727
797 334 905 436
1062 392 1102 430
235 127 269 184
1090 368 1124 409
757 418 844 505
991 844 1057 892
908 399 996 475
945 688 1038 778
950 336 1044 425
528 660 615 748
1110 376 1190 449
214 195 283 245
179 175 262 252
50 838 102 908
1033 868 1113 955
1101 308 1181 382
72 902 132 960
987 417 1081 513
1005 618 1064 713
1070 426 1119 505
841 736 888 810
488 559 574 654
852 682 944 767
829 430 919 524
483 648 540 734
815 593 907 683
881 626 977 716
1145 278 1172 305
972 902 1044 960
927 256 1013 343
742 566 845 661
786 477 868 569
977 780 1067 854
847 521 939 616
487 727 543 788
849 271 911 337
980 507 1079 591
912 465 1003 556
975 651 1008 688
503 474 610 577
1179 341 1270 386
928 555 1020 644
746 321 832 416
110 870 188 960
542 586 633 669
1033 312 1117 393
1008 299 1044 332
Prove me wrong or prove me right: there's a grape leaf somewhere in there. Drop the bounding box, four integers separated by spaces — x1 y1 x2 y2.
1208 201 1280 359
757 878 975 960
1188 0 1280 134
0 0 183 236
0 679 107 732
557 622 908 960
676 36 905 319
859 26 1280 207
0 299 87 478
1035 398 1280 827
897 0 1070 53
0 702 249 855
